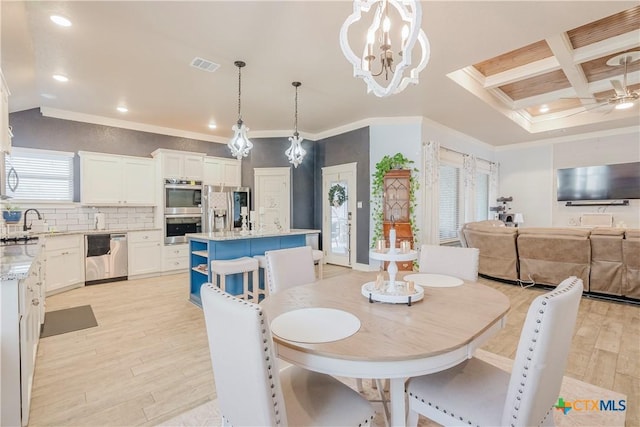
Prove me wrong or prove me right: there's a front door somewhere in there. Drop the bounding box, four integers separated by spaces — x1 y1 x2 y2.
322 163 357 267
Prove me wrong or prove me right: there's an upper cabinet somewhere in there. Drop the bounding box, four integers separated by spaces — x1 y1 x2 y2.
203 156 242 187
0 69 12 153
79 151 156 206
152 149 204 180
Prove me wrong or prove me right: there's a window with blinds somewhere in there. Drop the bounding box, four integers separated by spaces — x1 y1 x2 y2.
439 164 461 241
4 148 74 201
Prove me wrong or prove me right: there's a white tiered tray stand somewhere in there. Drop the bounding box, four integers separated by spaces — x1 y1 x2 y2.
365 248 422 304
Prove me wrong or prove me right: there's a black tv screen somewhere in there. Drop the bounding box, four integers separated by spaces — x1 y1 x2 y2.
557 162 640 201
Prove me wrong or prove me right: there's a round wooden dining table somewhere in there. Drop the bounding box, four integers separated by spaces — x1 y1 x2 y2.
260 271 511 426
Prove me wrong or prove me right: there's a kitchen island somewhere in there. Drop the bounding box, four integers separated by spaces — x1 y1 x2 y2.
187 229 320 305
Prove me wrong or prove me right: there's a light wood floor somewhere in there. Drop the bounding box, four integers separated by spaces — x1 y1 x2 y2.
29 266 639 426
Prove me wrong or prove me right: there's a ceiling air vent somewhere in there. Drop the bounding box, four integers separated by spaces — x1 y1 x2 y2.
190 57 220 72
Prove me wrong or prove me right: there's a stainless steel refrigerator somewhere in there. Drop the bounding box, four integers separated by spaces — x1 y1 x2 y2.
202 185 250 232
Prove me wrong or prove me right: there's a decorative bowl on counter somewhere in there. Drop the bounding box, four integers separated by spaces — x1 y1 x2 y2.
2 211 22 224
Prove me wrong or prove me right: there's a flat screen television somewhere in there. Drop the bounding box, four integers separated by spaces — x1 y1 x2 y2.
557 162 640 201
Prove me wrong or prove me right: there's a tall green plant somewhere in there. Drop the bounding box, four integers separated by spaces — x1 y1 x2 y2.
371 153 420 247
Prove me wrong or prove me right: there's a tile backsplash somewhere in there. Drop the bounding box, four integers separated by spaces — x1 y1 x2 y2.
14 206 156 233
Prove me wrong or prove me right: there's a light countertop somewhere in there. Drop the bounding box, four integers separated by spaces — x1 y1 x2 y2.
188 229 320 242
1 242 43 282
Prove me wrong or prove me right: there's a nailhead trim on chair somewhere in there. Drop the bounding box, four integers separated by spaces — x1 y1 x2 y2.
206 283 373 427
205 284 283 425
506 277 580 427
406 277 581 427
406 390 479 427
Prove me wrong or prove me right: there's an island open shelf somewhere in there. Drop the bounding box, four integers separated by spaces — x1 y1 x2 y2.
188 229 320 306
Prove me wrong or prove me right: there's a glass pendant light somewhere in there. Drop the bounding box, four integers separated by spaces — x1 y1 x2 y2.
285 81 306 167
228 60 253 160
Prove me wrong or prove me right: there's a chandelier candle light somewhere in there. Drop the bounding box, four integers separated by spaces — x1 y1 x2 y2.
228 60 253 160
285 81 306 167
340 0 430 97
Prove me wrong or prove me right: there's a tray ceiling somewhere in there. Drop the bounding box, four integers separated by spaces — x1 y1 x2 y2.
449 5 640 134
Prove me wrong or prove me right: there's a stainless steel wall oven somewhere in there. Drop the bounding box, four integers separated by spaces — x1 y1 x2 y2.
164 214 202 245
164 179 203 244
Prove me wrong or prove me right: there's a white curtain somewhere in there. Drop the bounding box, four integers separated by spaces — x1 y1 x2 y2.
489 161 500 219
422 140 440 245
462 154 476 223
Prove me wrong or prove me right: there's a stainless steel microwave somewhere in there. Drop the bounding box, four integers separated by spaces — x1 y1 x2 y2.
164 179 202 215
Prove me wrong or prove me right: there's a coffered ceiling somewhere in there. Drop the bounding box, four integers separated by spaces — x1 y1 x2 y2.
449 5 640 135
2 1 639 147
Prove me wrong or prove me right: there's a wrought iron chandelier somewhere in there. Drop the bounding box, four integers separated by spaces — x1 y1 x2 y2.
228 60 253 160
285 81 306 168
340 0 431 97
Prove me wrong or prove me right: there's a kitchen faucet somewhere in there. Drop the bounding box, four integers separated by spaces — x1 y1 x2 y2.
23 208 42 232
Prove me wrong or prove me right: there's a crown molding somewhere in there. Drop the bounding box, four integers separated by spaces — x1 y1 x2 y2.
40 107 228 144
495 125 640 151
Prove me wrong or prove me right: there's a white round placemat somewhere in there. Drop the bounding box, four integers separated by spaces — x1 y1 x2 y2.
403 273 464 287
270 308 361 343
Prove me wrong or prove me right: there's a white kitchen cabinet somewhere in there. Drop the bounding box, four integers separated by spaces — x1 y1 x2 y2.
162 243 190 272
128 230 162 276
152 149 204 180
1 246 44 427
79 151 156 206
203 156 242 187
45 234 85 293
1 69 13 153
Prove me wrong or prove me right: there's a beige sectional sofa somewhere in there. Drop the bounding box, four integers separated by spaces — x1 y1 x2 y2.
462 222 639 300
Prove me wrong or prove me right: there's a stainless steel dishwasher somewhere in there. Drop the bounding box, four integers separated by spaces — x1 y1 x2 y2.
85 233 128 284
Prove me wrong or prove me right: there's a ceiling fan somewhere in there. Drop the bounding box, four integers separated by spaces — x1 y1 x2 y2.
563 51 640 116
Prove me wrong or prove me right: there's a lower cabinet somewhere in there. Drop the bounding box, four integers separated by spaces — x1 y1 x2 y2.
45 234 85 293
1 249 44 426
128 230 162 276
162 244 189 272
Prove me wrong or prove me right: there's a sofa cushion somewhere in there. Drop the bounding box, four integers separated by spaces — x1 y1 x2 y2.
590 231 624 296
591 227 625 236
462 225 518 281
517 229 590 287
623 229 640 298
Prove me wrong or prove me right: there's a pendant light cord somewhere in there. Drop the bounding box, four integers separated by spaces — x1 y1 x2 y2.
237 65 242 120
294 85 298 135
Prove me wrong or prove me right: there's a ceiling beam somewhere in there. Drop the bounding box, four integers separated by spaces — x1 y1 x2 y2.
483 57 560 89
546 33 593 106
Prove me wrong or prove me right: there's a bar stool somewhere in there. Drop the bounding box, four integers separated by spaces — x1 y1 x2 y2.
312 249 324 279
210 257 259 301
253 254 269 297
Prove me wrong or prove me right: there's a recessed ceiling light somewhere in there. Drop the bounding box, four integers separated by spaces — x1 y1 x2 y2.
208 122 217 129
50 15 72 27
539 105 550 113
117 106 128 113
41 93 57 99
52 74 68 82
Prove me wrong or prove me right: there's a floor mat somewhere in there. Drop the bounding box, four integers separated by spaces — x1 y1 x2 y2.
40 305 98 338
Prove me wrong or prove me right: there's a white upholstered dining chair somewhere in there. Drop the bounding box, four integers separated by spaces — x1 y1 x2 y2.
419 244 480 282
265 246 317 294
201 283 375 426
406 276 583 427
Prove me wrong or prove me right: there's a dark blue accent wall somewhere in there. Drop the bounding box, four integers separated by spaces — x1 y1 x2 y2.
315 127 370 265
